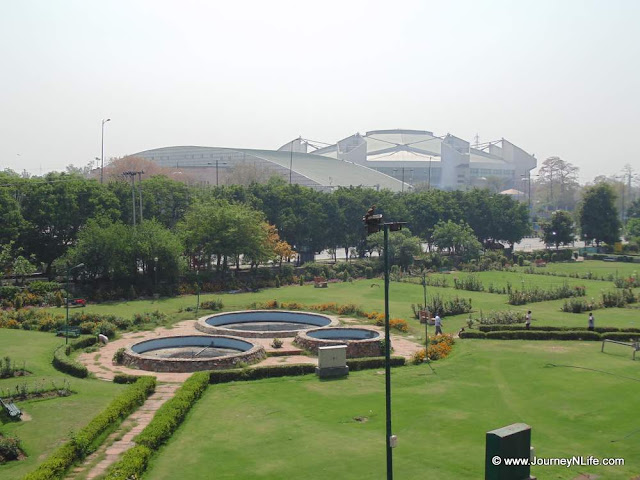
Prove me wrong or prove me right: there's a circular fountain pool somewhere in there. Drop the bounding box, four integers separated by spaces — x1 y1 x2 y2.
294 327 383 357
196 310 336 338
121 335 265 372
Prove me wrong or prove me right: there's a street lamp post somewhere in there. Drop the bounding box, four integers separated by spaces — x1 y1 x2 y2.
363 207 406 480
100 119 111 184
195 270 201 315
65 263 84 344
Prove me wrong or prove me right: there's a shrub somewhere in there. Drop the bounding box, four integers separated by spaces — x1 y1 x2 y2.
508 283 586 305
426 294 472 317
23 377 155 480
135 372 209 450
112 348 126 365
53 346 88 378
337 303 363 316
476 311 526 325
271 338 283 349
105 445 152 480
453 275 484 292
71 336 98 351
561 298 602 313
389 318 409 332
199 299 224 311
602 289 637 308
0 435 22 461
113 373 146 384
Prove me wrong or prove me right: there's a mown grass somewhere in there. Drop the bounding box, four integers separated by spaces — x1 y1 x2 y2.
145 339 640 480
0 329 125 479
39 260 639 341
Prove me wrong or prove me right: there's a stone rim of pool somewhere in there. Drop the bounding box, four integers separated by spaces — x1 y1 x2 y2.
122 334 266 372
294 327 383 357
196 310 338 338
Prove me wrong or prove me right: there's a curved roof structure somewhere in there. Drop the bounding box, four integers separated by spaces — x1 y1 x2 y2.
311 128 537 190
132 145 407 192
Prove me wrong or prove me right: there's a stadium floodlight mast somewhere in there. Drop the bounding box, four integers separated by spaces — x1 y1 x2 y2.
100 118 111 184
363 205 406 480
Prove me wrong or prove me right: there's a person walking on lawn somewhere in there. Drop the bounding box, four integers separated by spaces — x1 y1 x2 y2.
435 314 443 335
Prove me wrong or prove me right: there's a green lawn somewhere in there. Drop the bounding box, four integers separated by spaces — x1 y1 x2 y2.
516 259 639 277
145 339 640 479
40 260 639 341
0 329 126 479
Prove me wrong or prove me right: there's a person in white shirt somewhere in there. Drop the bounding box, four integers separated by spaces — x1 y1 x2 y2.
435 314 443 335
525 310 531 330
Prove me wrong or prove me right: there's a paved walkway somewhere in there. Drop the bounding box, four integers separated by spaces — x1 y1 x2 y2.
78 317 423 376
66 382 180 480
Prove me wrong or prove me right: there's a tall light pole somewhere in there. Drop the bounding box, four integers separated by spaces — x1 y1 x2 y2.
214 160 227 187
100 118 111 184
65 263 84 344
363 207 406 480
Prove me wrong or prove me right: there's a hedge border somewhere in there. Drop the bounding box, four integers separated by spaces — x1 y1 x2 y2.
106 372 210 480
477 325 640 333
22 377 156 480
459 330 640 341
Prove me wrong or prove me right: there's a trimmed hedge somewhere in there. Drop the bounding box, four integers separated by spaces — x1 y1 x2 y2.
478 325 640 333
601 332 640 341
23 377 156 480
113 373 148 384
459 331 487 339
485 330 602 341
347 356 405 371
135 371 209 450
53 345 88 378
209 364 317 384
104 445 152 480
71 335 98 351
461 330 603 341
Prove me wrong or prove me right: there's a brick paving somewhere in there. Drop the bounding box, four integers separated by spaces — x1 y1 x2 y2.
66 382 180 480
77 317 423 376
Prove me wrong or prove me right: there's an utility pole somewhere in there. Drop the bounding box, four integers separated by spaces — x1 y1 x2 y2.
122 171 144 226
100 118 111 184
137 171 144 222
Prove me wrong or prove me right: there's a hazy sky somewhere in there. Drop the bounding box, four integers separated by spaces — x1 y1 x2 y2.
1 0 639 182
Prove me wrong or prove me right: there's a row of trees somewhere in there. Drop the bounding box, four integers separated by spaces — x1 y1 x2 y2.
539 182 640 249
0 170 533 279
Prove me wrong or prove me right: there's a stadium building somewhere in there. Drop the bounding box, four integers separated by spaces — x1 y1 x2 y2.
133 128 536 192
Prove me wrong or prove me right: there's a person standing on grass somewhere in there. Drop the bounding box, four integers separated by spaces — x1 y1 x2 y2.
525 310 532 330
435 314 443 335
588 312 595 331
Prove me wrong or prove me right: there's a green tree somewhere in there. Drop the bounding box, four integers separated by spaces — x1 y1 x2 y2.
432 220 482 261
0 189 24 245
19 173 121 272
627 199 640 219
541 210 575 249
64 218 183 284
625 218 640 239
11 256 37 285
180 200 271 273
578 183 621 246
366 228 422 270
141 176 192 229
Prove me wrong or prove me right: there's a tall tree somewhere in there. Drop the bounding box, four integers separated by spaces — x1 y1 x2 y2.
536 156 580 211
578 183 621 246
19 173 121 272
541 210 575 249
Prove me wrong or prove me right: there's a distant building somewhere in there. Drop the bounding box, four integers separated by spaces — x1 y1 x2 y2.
310 129 537 191
133 128 536 192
